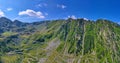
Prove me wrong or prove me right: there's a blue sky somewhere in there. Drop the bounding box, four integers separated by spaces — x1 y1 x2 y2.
0 0 120 23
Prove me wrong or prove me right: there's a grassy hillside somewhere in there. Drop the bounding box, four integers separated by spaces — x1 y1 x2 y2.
0 18 120 63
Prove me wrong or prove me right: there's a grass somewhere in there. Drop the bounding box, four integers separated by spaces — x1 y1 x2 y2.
1 55 21 63
2 32 17 37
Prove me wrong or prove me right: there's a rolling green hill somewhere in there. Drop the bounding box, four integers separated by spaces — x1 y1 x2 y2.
0 17 120 63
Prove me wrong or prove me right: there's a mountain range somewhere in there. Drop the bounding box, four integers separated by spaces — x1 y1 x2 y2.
0 17 120 63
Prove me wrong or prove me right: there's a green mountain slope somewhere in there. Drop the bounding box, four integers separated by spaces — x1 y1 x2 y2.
0 18 120 63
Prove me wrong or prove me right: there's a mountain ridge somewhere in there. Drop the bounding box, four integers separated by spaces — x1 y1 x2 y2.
0 17 120 63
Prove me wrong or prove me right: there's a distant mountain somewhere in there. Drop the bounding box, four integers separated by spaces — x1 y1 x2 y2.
13 20 25 27
0 17 46 34
0 17 120 63
0 17 12 28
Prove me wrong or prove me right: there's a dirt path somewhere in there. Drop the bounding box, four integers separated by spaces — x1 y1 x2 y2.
82 22 86 55
38 38 60 63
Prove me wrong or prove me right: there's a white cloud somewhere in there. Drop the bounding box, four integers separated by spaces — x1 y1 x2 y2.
37 4 42 7
18 9 45 18
83 18 88 21
37 3 47 7
7 8 13 11
45 13 48 16
67 15 76 19
71 15 77 19
0 9 5 17
57 4 67 9
43 3 47 6
67 15 77 19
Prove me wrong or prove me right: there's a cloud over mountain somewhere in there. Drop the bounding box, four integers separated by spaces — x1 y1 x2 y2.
68 15 77 19
0 10 4 17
